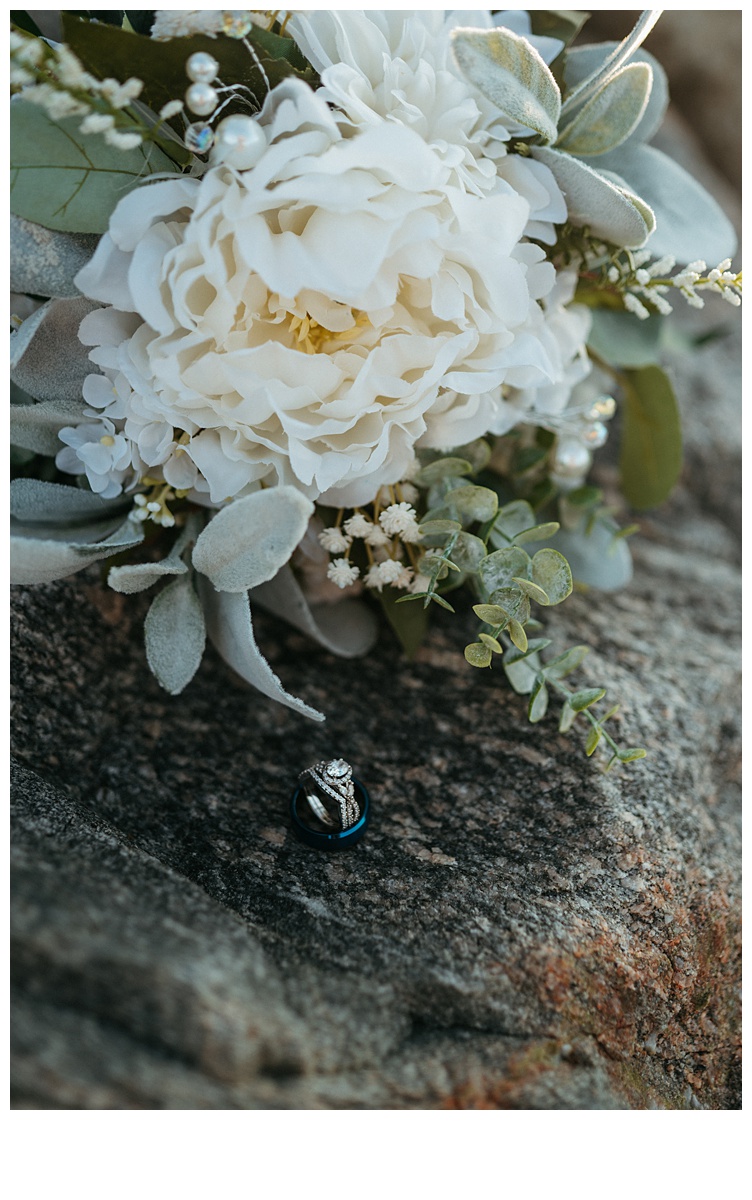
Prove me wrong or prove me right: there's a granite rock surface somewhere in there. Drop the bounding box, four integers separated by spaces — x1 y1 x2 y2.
10 125 741 1110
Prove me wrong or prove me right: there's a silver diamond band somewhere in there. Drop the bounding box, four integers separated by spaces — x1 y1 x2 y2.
298 759 360 830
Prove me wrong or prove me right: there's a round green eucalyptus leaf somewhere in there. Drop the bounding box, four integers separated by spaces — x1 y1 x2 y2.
531 548 573 605
465 641 493 668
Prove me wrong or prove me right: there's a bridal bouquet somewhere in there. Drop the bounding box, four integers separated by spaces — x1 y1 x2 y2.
10 9 741 769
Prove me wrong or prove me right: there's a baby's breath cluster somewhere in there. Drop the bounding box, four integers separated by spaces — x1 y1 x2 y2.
11 29 149 150
318 479 426 595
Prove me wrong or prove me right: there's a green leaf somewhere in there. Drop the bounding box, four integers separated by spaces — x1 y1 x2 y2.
504 653 543 695
444 484 499 524
380 584 429 659
512 576 549 605
507 620 528 653
543 645 589 679
530 548 573 606
480 546 531 594
144 574 206 695
528 677 549 723
556 62 652 156
10 98 177 234
418 519 463 537
62 13 314 125
450 26 561 143
513 521 561 545
450 531 487 573
569 687 606 712
490 587 531 626
415 457 473 487
559 702 577 733
585 725 602 756
504 637 552 665
529 10 589 51
465 641 493 668
587 309 664 368
428 593 456 613
473 603 509 626
492 499 536 543
619 364 682 510
513 445 550 475
564 485 602 509
618 747 648 763
479 633 503 654
451 438 492 472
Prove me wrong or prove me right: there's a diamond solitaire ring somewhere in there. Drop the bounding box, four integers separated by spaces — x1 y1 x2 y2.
291 758 370 850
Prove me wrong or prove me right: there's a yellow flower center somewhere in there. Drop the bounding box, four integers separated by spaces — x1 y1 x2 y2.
287 310 371 355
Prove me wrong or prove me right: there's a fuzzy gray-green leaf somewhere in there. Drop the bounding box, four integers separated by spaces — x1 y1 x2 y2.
556 62 652 156
144 575 206 696
531 145 654 248
451 26 561 143
192 487 313 592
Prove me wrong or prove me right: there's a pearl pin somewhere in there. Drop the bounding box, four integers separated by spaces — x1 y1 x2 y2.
185 81 218 117
186 51 219 85
210 114 266 171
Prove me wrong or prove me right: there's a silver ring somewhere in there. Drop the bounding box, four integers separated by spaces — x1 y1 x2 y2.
298 759 360 831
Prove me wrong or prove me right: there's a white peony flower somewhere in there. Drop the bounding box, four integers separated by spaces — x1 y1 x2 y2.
70 77 572 508
289 8 568 242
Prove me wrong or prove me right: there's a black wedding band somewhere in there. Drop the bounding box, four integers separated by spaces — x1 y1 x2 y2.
290 779 370 850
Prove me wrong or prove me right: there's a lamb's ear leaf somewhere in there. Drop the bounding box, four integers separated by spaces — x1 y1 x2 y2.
10 478 128 524
144 574 206 695
11 215 100 299
595 143 738 265
451 26 561 143
197 577 325 722
249 564 378 658
109 514 202 594
10 517 142 585
11 297 101 403
556 62 652 157
531 146 653 248
192 487 313 593
11 397 88 456
563 44 668 147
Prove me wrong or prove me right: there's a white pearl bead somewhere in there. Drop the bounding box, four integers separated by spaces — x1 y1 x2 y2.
552 437 592 478
186 51 219 84
210 114 266 171
185 82 218 117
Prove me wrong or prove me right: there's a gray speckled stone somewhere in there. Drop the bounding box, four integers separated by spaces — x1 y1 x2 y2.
10 128 740 1111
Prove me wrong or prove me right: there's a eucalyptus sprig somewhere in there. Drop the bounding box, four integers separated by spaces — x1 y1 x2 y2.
393 450 646 769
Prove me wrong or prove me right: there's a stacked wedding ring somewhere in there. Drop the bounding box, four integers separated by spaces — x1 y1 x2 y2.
291 758 370 849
